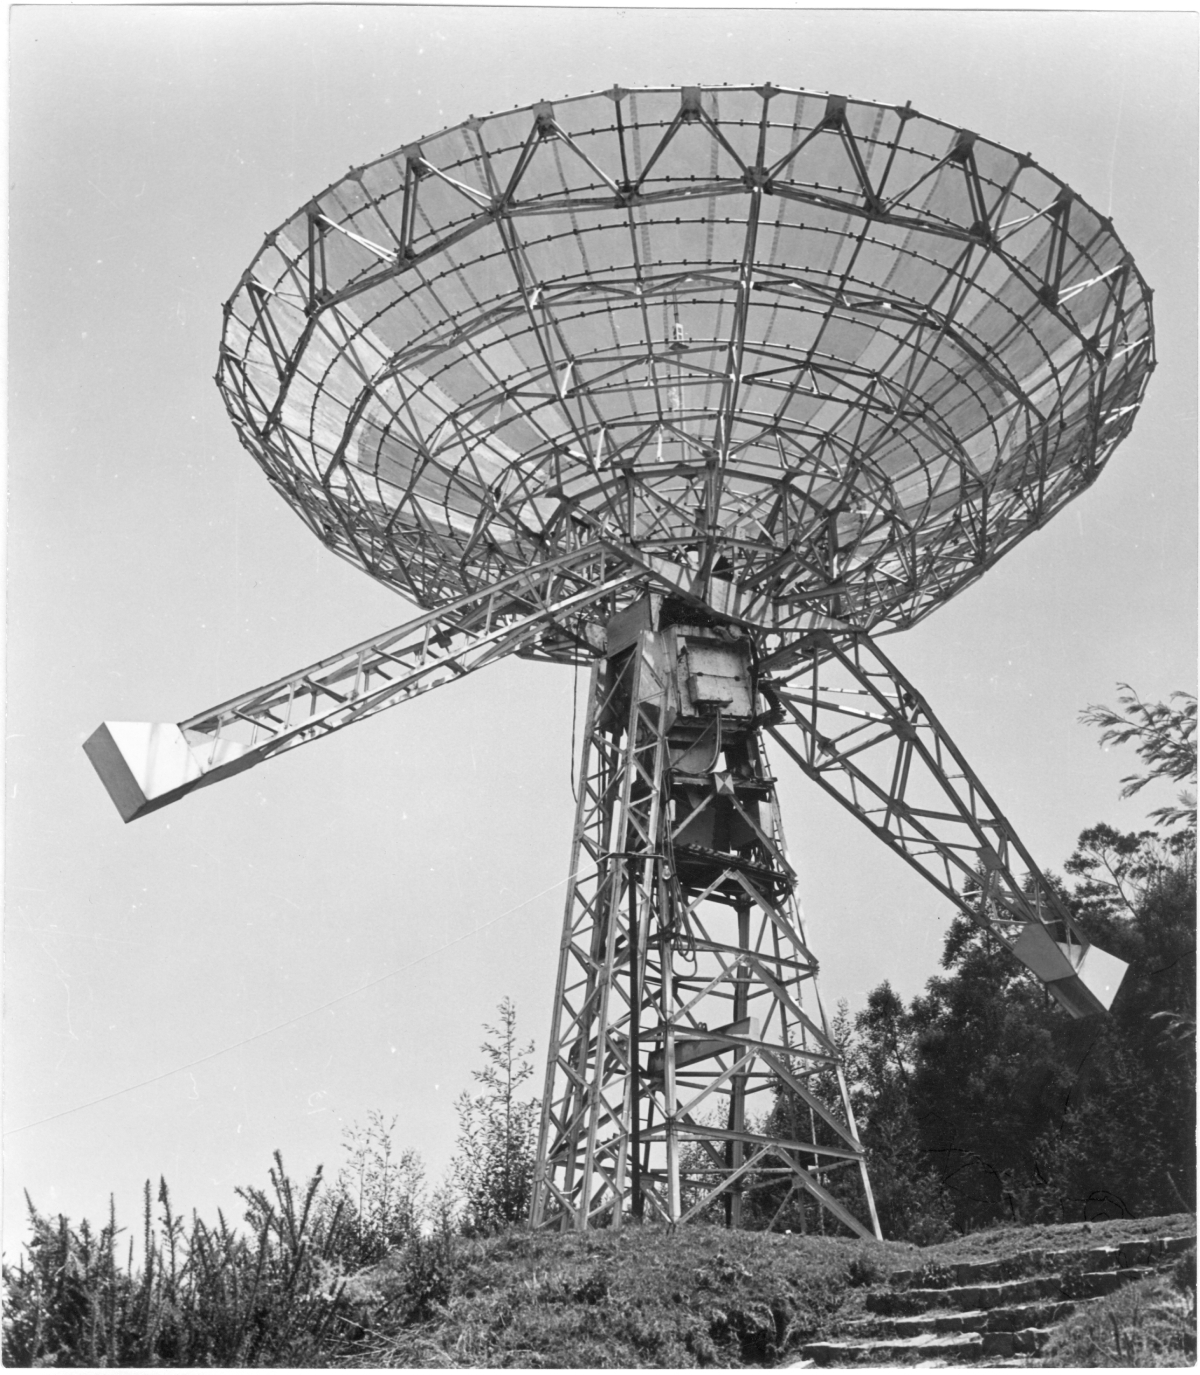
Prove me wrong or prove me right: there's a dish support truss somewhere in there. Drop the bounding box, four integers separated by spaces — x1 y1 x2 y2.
531 606 880 1237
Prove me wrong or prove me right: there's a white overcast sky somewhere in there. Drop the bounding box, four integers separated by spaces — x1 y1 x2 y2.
5 5 1197 1255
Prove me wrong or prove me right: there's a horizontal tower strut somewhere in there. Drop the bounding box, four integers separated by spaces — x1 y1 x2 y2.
763 630 1126 1018
84 544 640 821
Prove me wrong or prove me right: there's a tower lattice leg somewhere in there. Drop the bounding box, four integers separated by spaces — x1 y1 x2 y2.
531 599 880 1238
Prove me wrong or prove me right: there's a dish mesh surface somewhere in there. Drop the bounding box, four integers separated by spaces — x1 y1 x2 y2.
217 84 1154 636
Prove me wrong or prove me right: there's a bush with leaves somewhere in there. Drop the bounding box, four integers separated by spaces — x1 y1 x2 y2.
315 1110 425 1269
3 1002 554 1366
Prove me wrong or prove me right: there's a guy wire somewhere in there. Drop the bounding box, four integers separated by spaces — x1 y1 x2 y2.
4 872 576 1139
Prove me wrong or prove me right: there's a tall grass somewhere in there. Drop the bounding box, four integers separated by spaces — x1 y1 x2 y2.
1041 1266 1197 1367
2 1152 870 1367
2 1153 365 1367
2 1016 531 1368
7 1154 1192 1369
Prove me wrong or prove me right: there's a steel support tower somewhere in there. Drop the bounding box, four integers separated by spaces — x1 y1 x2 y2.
532 595 879 1237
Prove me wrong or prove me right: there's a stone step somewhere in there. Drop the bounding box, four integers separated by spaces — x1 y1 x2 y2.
800 1332 984 1366
887 1233 1194 1290
843 1297 1085 1338
871 1275 1058 1314
801 1235 1195 1365
1070 1265 1158 1298
869 1266 1152 1314
1160 1234 1197 1256
979 1327 1054 1360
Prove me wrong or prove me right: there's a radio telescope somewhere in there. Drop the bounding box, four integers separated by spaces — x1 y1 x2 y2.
86 85 1153 1239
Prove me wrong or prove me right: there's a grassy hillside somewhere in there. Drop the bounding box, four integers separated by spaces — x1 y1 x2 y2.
5 1189 1192 1367
334 1214 1195 1368
341 1223 892 1367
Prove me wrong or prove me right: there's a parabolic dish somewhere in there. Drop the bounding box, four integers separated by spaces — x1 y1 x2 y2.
216 84 1154 640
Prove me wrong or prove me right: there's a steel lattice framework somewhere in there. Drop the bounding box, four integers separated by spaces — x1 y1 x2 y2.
531 617 880 1236
215 84 1152 641
86 85 1155 1238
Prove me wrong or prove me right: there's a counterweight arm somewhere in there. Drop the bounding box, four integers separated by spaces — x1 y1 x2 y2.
85 545 638 821
763 631 1127 1018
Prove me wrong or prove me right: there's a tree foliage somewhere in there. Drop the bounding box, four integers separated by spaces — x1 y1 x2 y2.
842 984 956 1244
796 685 1198 1241
1081 684 1197 834
452 998 540 1235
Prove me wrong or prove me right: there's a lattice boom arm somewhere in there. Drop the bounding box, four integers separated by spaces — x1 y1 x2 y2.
84 546 636 822
765 632 1126 1017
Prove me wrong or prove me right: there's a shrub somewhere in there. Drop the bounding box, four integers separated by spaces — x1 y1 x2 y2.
315 1110 425 1268
452 999 540 1235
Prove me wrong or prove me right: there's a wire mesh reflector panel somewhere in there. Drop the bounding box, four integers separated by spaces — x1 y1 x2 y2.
216 85 1154 635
